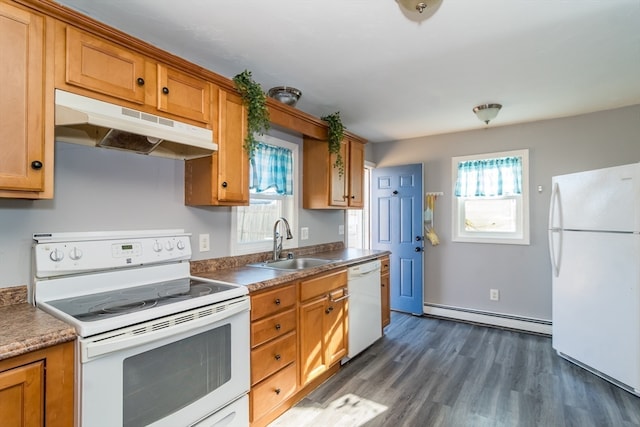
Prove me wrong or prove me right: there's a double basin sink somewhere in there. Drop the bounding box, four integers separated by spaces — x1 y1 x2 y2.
248 257 338 271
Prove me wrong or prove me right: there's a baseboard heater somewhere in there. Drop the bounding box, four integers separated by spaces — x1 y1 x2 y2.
423 303 552 335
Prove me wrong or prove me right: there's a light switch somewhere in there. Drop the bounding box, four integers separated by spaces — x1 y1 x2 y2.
300 227 309 240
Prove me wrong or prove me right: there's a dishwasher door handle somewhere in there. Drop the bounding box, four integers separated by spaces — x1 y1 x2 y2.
329 290 350 303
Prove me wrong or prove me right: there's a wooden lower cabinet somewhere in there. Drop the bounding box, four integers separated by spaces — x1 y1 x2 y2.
249 269 349 427
0 341 74 427
299 270 348 387
249 284 298 426
380 256 391 329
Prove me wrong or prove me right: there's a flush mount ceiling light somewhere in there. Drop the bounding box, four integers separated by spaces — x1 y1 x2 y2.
396 0 442 14
267 86 302 107
473 103 502 125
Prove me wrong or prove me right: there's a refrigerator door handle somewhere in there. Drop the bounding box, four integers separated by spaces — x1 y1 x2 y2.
549 182 562 277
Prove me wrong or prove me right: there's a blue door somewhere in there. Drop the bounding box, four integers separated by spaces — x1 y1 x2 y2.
372 164 424 314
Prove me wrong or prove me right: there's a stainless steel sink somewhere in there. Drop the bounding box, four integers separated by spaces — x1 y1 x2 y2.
248 257 335 271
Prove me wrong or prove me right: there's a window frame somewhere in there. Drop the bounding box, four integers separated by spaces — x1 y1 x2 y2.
230 134 299 255
451 149 530 245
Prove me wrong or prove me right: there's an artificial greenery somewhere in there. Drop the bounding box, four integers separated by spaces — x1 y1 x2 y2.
232 70 270 159
321 111 346 177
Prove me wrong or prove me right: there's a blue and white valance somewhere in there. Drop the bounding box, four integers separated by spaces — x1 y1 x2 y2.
250 142 293 195
455 156 522 197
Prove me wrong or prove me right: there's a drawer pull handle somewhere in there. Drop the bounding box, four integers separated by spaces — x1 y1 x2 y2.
275 323 281 330
221 181 228 188
325 306 334 314
274 298 281 305
274 354 281 361
275 388 281 395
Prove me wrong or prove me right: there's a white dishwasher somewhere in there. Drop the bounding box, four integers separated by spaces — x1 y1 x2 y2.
345 259 382 361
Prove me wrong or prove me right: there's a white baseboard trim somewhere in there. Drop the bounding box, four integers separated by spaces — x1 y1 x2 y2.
423 303 552 335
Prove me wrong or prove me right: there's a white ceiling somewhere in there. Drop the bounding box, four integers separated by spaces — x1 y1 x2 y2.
55 0 640 143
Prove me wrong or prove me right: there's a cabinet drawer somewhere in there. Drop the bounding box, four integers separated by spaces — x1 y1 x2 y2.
300 270 347 301
251 285 296 321
250 362 297 421
251 308 296 348
251 332 296 385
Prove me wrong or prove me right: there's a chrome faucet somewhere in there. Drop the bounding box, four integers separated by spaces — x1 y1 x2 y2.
273 217 293 260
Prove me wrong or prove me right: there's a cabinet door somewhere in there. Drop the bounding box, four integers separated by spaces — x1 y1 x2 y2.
329 139 349 207
217 88 249 203
0 361 44 426
325 289 348 366
0 3 46 192
66 27 146 104
157 64 210 124
348 140 365 208
299 297 328 386
381 272 390 328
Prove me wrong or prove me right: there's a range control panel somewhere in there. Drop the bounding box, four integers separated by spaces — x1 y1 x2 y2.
33 230 192 278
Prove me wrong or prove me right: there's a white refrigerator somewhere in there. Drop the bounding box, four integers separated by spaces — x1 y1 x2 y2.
549 162 640 396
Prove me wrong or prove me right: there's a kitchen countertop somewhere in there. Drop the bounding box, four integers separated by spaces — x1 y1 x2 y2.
0 295 76 362
0 244 388 362
192 247 390 293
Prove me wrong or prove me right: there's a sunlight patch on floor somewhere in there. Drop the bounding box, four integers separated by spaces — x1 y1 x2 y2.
270 393 388 427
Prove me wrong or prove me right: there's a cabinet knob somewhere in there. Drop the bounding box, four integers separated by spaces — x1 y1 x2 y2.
162 87 169 95
275 388 281 395
325 306 334 314
274 298 281 305
415 247 423 252
31 160 43 170
136 77 145 86
221 181 228 188
275 323 281 330
274 354 281 361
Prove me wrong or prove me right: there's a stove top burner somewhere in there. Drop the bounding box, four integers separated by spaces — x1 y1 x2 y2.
47 278 239 322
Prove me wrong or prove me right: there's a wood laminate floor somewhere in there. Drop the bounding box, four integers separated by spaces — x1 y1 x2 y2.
269 312 640 427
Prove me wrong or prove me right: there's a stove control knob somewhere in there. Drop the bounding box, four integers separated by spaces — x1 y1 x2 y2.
153 241 163 252
69 247 83 260
49 248 64 262
165 241 174 251
176 240 186 251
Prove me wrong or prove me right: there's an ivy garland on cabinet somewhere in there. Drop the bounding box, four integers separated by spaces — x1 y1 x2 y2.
321 111 346 177
232 70 270 159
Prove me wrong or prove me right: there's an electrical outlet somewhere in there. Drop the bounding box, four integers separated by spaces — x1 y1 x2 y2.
199 234 210 252
338 225 344 235
300 227 309 240
490 289 500 301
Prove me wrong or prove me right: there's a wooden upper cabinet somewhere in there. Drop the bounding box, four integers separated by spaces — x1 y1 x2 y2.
303 136 365 209
156 64 210 124
0 1 53 198
65 26 146 105
184 85 249 206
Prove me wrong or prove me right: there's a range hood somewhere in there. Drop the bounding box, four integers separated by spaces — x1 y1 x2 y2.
54 89 216 159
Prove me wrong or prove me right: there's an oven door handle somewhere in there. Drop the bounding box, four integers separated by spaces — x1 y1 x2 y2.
80 297 249 363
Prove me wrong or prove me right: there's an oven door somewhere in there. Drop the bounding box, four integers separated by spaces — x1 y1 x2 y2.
78 297 250 427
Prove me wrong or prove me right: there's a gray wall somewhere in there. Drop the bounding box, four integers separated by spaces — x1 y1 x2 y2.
372 105 640 321
0 129 344 289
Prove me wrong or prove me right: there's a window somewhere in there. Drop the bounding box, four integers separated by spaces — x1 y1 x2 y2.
230 135 299 255
452 149 529 245
346 163 373 249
